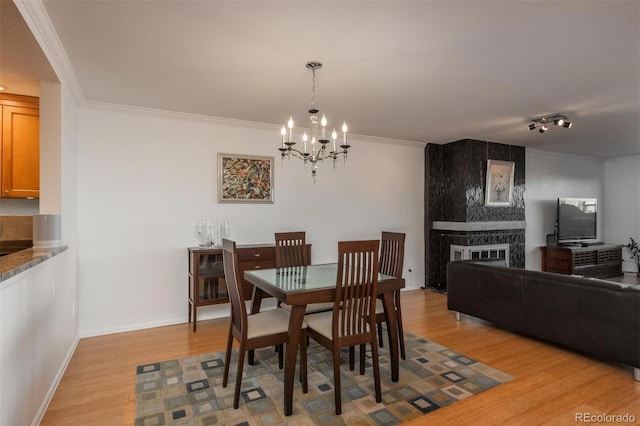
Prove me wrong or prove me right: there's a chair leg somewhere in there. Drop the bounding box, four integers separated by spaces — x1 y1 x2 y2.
397 316 406 360
377 322 384 348
349 346 355 371
222 324 233 388
359 344 366 375
332 345 342 415
395 290 406 360
300 329 308 393
234 347 246 409
370 339 382 403
278 344 284 369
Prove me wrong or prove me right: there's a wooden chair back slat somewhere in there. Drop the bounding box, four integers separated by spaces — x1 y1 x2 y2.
275 231 309 267
222 239 247 338
380 231 405 278
335 240 379 339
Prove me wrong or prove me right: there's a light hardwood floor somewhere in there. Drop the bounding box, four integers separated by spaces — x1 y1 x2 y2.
41 289 640 425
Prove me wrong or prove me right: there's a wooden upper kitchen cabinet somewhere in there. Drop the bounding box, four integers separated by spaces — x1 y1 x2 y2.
1 93 40 199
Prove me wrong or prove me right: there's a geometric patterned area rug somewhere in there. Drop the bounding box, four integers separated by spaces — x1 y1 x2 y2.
135 332 513 425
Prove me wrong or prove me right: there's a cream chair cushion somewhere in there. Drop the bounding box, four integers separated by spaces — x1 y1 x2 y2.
304 311 370 339
375 299 385 314
247 309 307 339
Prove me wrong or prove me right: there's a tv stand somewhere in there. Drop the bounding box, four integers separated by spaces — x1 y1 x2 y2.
557 241 604 248
540 244 623 279
580 241 605 247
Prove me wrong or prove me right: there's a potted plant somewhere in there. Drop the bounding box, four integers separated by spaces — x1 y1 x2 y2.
625 237 640 275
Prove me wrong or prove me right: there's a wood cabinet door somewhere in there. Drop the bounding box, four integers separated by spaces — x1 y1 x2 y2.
2 105 40 198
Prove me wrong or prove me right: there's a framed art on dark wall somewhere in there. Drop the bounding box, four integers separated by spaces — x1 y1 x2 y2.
218 153 274 203
485 159 514 207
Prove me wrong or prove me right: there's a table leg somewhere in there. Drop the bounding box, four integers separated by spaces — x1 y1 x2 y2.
250 286 264 314
284 305 306 416
382 292 399 382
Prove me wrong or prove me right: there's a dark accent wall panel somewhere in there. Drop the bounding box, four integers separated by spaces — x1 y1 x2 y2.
425 139 527 290
426 139 526 223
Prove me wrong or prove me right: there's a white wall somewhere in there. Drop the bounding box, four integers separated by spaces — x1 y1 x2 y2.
0 251 76 426
39 81 63 215
77 105 425 337
525 149 605 270
604 155 640 272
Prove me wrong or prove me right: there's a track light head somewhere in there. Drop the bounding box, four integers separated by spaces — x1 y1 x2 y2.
529 113 571 134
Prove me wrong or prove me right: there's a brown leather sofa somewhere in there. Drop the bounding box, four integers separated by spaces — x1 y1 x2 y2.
447 259 640 381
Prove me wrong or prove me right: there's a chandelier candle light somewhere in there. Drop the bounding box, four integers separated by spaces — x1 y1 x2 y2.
279 61 350 180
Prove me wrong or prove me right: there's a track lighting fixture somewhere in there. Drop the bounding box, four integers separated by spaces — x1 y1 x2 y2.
528 113 572 134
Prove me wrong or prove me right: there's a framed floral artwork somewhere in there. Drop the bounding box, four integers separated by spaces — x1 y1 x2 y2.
485 160 514 207
218 153 274 203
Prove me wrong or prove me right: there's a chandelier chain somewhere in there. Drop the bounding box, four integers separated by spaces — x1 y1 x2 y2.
310 67 317 112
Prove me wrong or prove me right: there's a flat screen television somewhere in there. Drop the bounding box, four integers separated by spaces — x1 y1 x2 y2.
556 197 597 243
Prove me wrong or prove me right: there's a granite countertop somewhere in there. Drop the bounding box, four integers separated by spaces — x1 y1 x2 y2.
0 246 68 282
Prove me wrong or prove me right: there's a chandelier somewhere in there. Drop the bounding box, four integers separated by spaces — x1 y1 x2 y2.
279 61 350 180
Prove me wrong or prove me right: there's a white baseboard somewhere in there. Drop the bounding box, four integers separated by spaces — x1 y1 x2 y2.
32 336 80 426
79 299 279 338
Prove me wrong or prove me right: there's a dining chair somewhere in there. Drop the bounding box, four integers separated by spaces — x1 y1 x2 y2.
275 231 309 267
304 240 382 415
275 231 334 314
221 238 308 409
375 231 406 360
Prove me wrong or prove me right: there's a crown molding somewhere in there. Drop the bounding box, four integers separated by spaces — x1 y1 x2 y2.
13 0 86 107
84 100 427 148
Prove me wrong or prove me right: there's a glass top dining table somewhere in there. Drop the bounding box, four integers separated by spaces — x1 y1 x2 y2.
248 262 395 291
244 263 405 416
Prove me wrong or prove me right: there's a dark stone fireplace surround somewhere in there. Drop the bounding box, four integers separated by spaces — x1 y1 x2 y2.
425 139 526 290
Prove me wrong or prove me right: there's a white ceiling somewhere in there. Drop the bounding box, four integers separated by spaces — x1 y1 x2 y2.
0 0 58 96
5 1 640 158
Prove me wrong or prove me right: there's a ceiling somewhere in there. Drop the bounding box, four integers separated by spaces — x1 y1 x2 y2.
0 0 58 96
4 1 640 158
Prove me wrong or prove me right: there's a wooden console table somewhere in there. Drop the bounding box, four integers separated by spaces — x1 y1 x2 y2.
187 243 311 332
540 243 623 279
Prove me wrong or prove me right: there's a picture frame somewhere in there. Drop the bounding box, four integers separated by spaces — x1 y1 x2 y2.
485 159 514 207
218 153 274 203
